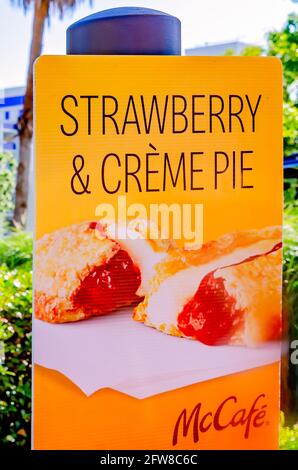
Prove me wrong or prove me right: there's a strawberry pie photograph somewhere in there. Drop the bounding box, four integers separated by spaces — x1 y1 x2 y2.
32 219 283 403
35 221 282 347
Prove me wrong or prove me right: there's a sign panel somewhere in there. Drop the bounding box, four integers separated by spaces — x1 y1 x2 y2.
34 56 283 449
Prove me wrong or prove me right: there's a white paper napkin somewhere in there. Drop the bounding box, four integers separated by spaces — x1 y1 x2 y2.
33 310 281 398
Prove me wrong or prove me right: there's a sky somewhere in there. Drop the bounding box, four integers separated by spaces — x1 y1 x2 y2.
0 0 297 89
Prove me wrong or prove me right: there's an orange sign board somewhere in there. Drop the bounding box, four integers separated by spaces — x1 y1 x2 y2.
34 56 283 449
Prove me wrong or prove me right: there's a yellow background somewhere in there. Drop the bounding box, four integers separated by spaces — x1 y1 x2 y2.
34 56 283 449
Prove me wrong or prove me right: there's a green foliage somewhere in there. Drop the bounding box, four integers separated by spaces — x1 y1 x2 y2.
239 14 298 156
267 14 298 156
224 47 236 56
280 412 298 450
267 14 298 91
283 181 298 449
240 45 263 57
0 231 33 270
283 100 298 156
283 180 298 339
0 231 32 448
0 153 16 228
225 45 264 57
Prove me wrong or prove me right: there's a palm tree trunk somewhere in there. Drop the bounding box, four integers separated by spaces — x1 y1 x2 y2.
14 0 50 227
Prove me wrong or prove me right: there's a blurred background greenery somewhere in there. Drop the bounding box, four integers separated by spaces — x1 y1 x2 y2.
0 10 297 450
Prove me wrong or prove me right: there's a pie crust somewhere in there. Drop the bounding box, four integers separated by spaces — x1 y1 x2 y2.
35 220 171 323
133 226 282 346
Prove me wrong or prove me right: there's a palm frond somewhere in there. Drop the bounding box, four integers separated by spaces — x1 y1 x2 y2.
11 0 93 17
50 0 93 19
10 0 33 12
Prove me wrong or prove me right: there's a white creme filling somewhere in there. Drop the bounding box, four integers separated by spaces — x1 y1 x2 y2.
146 239 278 330
104 222 167 296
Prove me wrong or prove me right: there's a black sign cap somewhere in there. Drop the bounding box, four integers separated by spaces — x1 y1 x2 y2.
67 7 181 55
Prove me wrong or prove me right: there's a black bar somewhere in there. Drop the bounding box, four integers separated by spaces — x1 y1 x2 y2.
1 449 297 466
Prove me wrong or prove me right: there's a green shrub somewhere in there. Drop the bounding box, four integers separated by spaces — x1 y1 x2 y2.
283 180 298 341
232 14 298 157
280 412 298 450
0 231 33 270
0 152 16 218
0 231 32 448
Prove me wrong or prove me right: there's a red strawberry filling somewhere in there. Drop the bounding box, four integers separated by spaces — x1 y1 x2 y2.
73 249 141 316
177 272 244 346
177 243 282 346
